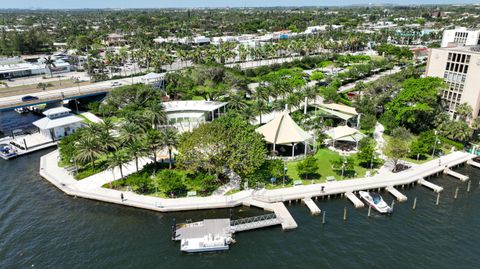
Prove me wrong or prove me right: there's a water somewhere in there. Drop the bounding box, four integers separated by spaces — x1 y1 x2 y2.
0 110 41 137
1 148 480 268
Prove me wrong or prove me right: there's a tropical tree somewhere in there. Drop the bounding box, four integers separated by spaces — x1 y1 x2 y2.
37 82 53 91
74 135 103 169
161 128 179 169
455 103 473 121
107 151 130 179
119 123 144 146
126 140 149 172
145 129 164 172
252 99 270 124
43 56 56 78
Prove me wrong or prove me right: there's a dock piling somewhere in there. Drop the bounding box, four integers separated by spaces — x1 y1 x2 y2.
412 197 417 210
467 180 471 192
367 206 371 217
390 200 395 211
322 211 326 224
343 207 347 221
454 187 459 199
436 193 440 205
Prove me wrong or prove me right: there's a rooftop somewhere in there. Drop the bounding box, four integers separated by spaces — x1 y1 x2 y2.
435 45 480 54
43 107 71 117
33 115 83 130
164 101 228 113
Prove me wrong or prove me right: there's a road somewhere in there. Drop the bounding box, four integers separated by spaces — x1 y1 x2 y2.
0 76 144 110
338 66 402 93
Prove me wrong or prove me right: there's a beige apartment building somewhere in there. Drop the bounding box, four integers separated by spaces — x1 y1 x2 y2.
425 46 480 119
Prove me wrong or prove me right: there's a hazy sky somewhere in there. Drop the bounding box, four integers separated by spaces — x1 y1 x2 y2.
3 0 479 9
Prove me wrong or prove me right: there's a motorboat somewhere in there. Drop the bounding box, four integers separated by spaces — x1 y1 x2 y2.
359 191 393 214
180 234 232 253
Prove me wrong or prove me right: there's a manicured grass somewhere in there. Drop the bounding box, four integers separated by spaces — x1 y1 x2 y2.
284 148 368 184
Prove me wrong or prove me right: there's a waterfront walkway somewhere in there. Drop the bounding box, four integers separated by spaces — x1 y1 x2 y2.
40 150 475 231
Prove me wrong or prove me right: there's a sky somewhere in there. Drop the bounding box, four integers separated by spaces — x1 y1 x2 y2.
3 0 480 9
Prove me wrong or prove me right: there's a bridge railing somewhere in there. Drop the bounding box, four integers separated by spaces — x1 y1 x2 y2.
230 213 280 227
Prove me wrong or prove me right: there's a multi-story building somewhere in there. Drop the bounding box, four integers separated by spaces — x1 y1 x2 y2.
425 45 480 119
441 27 480 47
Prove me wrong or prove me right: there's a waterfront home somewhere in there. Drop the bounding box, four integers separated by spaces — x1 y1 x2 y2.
32 107 84 141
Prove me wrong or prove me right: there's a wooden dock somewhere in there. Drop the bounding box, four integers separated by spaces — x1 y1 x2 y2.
302 198 321 215
386 186 408 202
418 178 444 193
345 192 365 208
443 168 469 182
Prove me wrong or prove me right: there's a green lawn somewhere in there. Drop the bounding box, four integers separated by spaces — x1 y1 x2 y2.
284 148 368 184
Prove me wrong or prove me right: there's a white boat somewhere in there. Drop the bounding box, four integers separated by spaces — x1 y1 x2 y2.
180 234 232 253
359 191 393 214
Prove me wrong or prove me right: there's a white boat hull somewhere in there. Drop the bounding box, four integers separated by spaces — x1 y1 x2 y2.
359 191 393 214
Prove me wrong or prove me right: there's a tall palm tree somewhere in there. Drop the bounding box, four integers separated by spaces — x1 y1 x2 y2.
145 129 163 167
43 56 56 78
126 140 148 172
119 122 144 146
226 92 248 112
455 103 473 121
161 128 178 169
75 135 103 169
144 102 167 129
107 151 129 179
253 99 269 124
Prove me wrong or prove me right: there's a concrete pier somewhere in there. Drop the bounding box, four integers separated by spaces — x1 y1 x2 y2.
418 178 444 193
243 198 298 230
386 186 408 202
302 198 321 215
467 159 480 169
345 192 365 208
443 168 469 182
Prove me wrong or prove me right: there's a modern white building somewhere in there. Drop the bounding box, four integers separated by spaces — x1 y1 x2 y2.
425 45 480 119
33 107 84 141
441 27 480 48
0 57 70 79
164 101 228 132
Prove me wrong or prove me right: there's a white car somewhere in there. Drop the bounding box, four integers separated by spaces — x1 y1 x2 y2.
111 81 122 87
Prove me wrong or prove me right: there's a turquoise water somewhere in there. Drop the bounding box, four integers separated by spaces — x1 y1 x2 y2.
0 148 479 268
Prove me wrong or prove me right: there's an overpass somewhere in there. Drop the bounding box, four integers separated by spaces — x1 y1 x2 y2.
0 76 145 111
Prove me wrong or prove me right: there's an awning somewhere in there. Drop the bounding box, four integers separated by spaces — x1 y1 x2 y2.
256 110 312 145
325 125 365 142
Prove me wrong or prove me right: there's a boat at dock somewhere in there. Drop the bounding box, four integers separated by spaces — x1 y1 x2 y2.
180 234 233 253
359 191 393 214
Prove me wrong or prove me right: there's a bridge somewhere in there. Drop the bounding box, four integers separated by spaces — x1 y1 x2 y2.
0 76 144 111
230 213 282 232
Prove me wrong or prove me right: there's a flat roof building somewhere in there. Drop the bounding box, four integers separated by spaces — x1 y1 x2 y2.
33 107 84 141
441 27 480 48
164 101 228 132
425 45 480 119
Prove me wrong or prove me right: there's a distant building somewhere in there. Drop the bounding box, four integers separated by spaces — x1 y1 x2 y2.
425 45 480 119
0 57 70 80
106 33 126 46
441 27 480 48
164 101 227 132
32 107 84 141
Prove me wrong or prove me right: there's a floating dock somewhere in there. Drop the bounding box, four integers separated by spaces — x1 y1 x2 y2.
302 198 321 215
443 168 469 182
242 198 298 230
418 178 444 193
467 159 480 169
345 192 365 208
386 186 408 202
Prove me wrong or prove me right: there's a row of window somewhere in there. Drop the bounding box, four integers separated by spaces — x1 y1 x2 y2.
447 52 471 63
445 62 469 73
444 71 467 84
443 90 462 102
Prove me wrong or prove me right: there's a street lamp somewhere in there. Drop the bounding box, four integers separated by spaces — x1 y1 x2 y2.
283 159 287 187
432 130 439 158
341 155 347 179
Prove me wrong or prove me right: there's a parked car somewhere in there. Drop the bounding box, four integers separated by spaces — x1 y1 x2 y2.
111 81 122 87
21 95 39 102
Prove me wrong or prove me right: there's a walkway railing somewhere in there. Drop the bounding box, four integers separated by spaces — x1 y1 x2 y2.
230 213 282 232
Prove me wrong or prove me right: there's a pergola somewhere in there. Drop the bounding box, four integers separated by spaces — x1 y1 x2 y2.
256 110 312 157
325 125 366 149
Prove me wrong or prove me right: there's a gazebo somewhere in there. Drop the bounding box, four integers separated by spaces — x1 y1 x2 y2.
256 111 312 157
316 103 359 127
325 125 366 151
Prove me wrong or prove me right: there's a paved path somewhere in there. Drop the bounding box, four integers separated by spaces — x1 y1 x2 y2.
338 66 402 93
40 150 474 216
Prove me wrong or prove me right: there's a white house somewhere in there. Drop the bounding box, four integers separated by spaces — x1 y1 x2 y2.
33 107 84 141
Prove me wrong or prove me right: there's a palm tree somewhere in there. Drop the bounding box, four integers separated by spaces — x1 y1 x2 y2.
145 129 163 166
253 99 269 124
144 102 167 129
126 140 148 172
119 123 144 146
43 56 56 78
161 128 178 169
456 103 473 121
226 92 248 112
107 151 129 179
75 135 103 169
